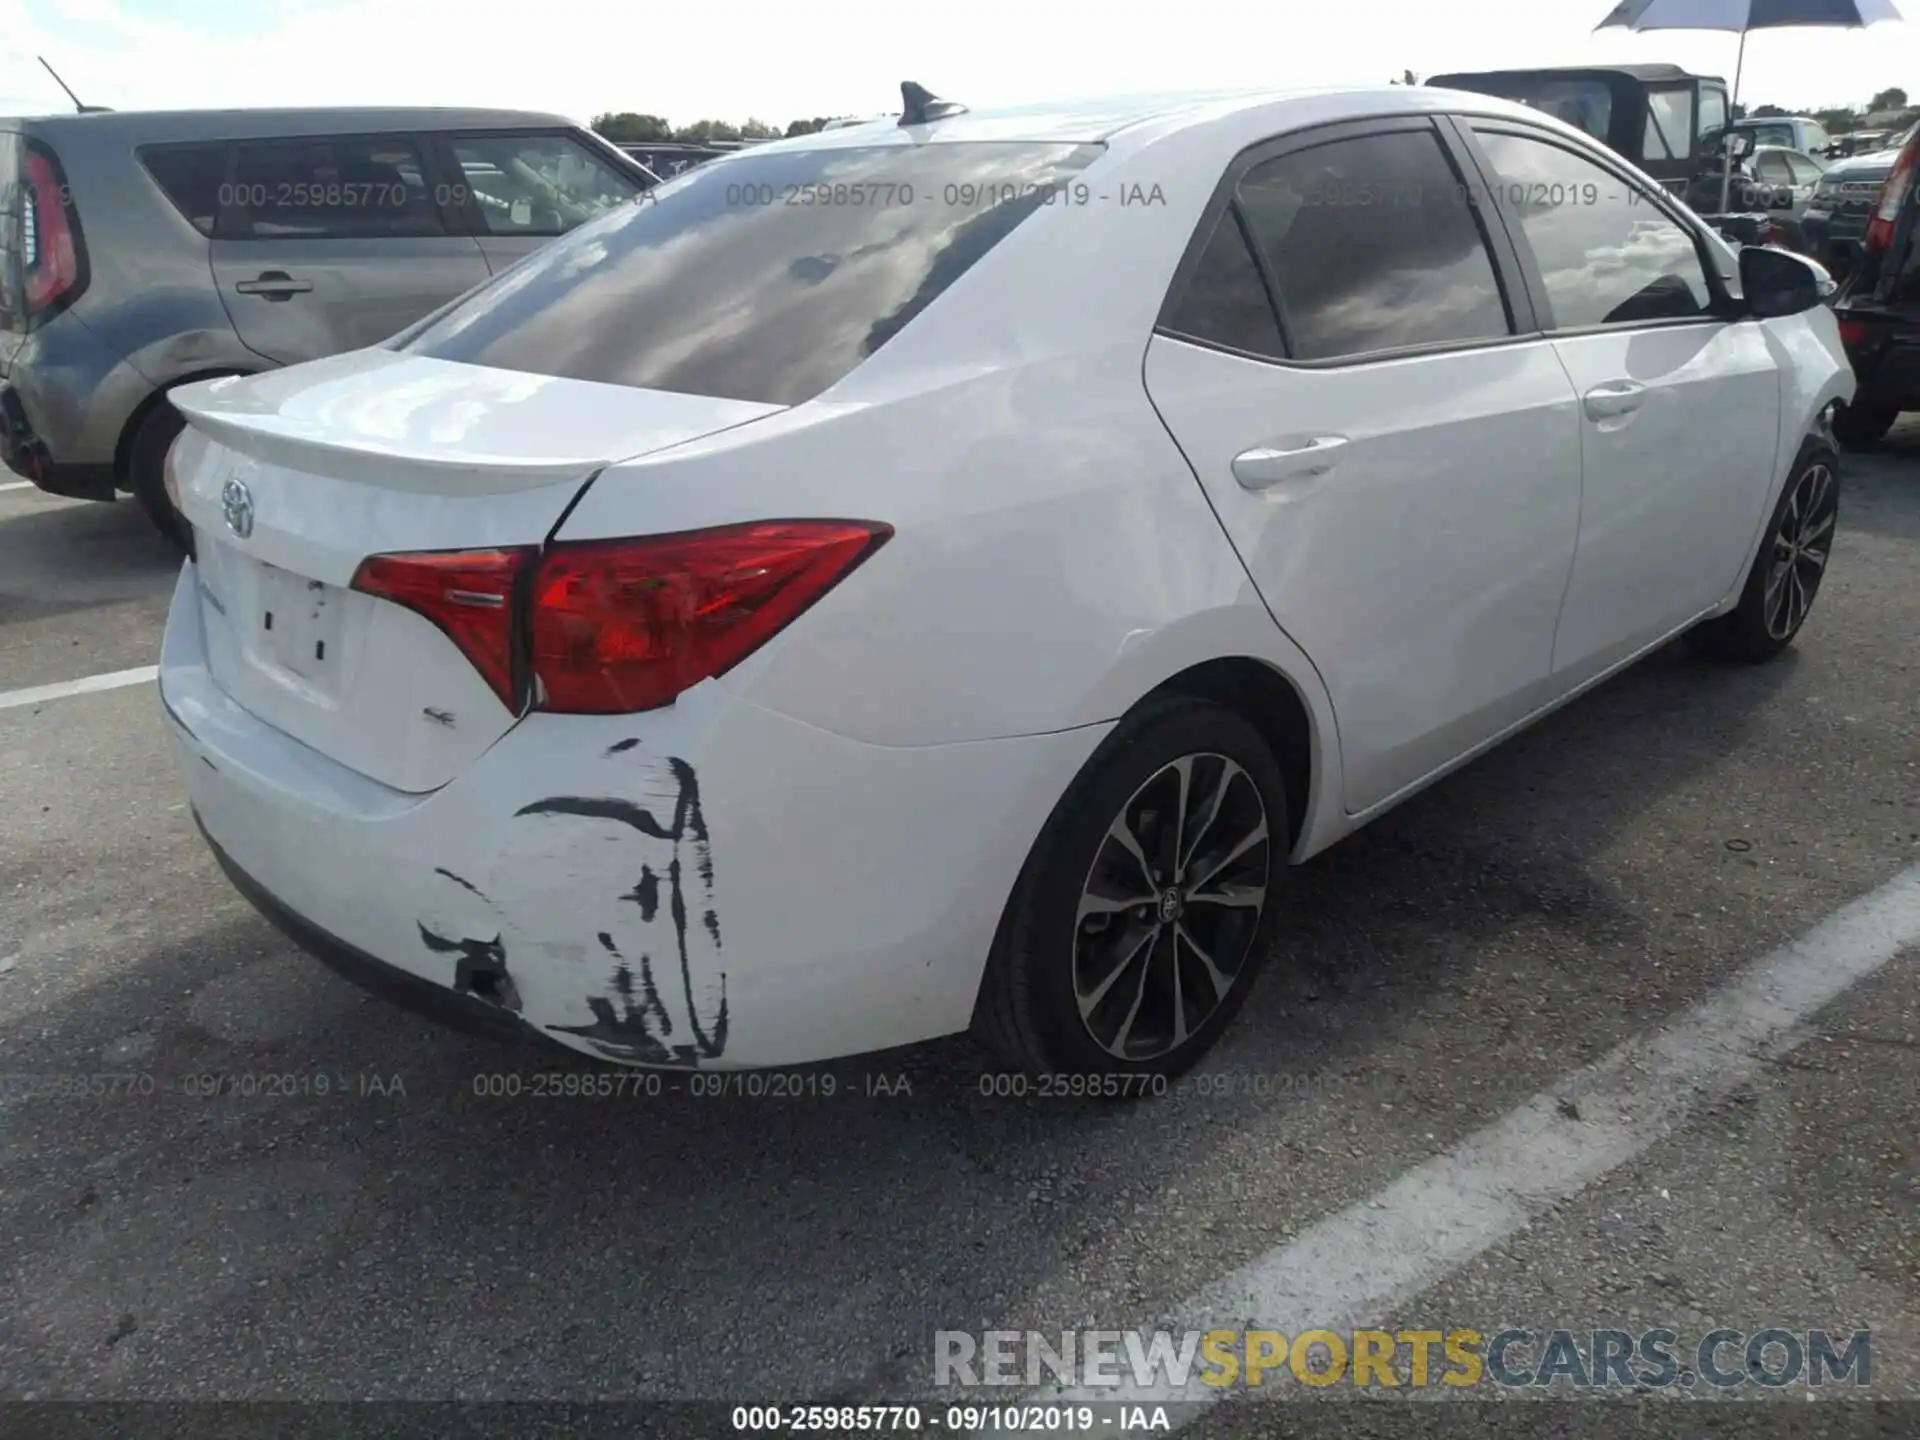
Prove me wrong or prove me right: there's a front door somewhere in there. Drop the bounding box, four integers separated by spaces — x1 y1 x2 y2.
1144 119 1585 814
210 132 490 365
1460 123 1783 681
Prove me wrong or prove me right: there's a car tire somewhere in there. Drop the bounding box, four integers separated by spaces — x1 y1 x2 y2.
972 695 1289 1082
1830 399 1898 450
1685 437 1839 665
128 400 189 551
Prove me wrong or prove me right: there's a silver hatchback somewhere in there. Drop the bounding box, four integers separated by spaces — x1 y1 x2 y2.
0 107 654 544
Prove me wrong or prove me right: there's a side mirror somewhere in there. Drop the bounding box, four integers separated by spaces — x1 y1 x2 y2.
1740 244 1831 318
1727 132 1756 159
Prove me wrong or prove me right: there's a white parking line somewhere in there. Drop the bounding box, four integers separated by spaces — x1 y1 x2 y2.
1021 864 1920 1421
0 480 35 492
0 665 158 712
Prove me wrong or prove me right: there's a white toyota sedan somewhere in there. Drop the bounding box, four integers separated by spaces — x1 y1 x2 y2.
158 83 1852 1078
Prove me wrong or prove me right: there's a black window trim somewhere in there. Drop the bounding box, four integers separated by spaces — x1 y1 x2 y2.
1154 114 1542 371
1445 113 1740 339
135 140 231 238
213 130 461 243
430 128 646 240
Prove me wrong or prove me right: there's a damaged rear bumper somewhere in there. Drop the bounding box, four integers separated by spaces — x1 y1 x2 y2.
159 563 1105 1069
196 813 566 1055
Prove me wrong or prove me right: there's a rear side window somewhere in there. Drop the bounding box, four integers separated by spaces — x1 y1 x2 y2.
223 135 445 239
400 140 1100 405
1233 129 1512 362
141 144 227 236
444 133 640 237
1162 209 1284 358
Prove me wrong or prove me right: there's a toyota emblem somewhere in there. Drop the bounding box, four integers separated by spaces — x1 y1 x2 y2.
221 477 254 538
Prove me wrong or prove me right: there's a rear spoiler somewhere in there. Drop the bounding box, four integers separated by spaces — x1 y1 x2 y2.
171 385 611 495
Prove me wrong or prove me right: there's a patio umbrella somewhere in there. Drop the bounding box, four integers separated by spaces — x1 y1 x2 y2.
1596 0 1904 212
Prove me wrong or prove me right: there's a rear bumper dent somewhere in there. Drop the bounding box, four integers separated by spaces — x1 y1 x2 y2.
162 564 1102 1068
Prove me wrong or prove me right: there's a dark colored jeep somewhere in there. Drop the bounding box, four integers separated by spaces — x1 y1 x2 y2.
1428 64 1729 196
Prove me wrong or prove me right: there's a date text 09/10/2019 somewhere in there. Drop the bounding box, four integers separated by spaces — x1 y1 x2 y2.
730 1405 1172 1432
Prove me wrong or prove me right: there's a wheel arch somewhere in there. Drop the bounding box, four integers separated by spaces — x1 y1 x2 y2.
1068 607 1347 863
113 365 261 490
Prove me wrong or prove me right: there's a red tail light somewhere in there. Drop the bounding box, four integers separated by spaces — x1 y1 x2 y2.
349 521 891 717
351 548 535 708
1837 318 1869 347
528 520 892 713
22 147 84 319
1865 135 1920 253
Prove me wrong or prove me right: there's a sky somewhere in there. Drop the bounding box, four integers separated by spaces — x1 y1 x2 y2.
0 0 1916 127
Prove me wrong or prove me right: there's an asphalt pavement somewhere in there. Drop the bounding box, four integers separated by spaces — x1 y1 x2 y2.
1 432 1917 1438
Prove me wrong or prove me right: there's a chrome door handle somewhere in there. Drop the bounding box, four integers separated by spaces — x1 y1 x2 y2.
1231 435 1349 490
1583 381 1647 421
234 272 313 300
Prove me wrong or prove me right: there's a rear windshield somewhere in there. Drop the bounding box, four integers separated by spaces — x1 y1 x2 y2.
398 140 1102 405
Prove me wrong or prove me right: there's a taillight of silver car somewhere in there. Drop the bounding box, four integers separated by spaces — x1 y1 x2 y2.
350 521 893 714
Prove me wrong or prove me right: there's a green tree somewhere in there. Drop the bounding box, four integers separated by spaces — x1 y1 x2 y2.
590 112 672 143
1750 103 1787 118
785 116 833 136
674 119 742 143
1815 106 1858 134
1869 87 1908 112
738 117 781 140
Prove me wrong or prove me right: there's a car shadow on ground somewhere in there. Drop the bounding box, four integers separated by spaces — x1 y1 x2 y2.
0 494 179 628
0 628 1806 1400
1844 429 1920 544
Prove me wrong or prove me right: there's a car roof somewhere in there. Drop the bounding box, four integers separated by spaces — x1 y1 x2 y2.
732 84 1552 154
3 107 578 140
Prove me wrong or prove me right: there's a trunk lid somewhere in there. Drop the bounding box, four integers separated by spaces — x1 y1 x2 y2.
170 350 783 792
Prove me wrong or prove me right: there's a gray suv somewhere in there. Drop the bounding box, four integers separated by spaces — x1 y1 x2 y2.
0 107 654 544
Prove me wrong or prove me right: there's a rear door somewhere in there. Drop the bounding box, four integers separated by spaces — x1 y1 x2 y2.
430 130 644 274
1458 121 1782 680
210 131 490 365
1142 118 1584 815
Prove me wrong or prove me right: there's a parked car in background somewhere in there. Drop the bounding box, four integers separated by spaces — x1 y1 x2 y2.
1686 144 1828 250
1828 123 1920 446
1704 115 1835 161
157 83 1849 1078
617 141 726 179
1828 128 1892 159
0 107 653 545
1803 120 1920 274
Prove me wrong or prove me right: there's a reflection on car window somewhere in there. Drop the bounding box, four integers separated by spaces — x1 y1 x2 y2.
449 135 639 237
1163 208 1284 358
402 142 1101 405
1754 153 1790 184
1233 129 1511 361
225 135 444 239
1474 130 1713 330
